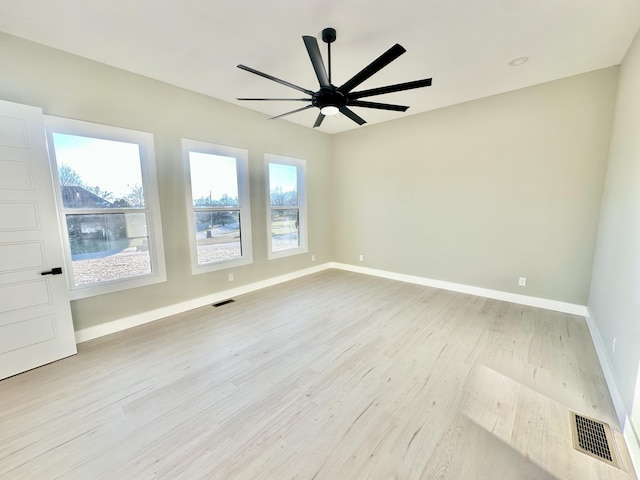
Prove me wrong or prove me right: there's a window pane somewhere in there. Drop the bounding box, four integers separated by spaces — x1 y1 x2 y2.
269 163 298 207
271 209 299 252
194 210 241 264
66 213 151 286
190 152 239 207
52 133 145 208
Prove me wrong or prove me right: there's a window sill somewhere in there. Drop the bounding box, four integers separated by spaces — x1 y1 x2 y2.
191 255 253 275
267 245 308 261
68 271 167 300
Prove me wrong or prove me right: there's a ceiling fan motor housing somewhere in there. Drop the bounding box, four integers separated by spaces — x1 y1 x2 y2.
313 87 346 109
322 28 336 44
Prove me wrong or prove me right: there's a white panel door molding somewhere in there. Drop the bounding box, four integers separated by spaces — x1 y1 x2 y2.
0 99 76 380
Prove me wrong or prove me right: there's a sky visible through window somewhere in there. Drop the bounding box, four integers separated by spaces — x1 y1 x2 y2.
52 133 143 199
53 134 298 204
189 152 238 202
188 155 298 202
269 163 297 193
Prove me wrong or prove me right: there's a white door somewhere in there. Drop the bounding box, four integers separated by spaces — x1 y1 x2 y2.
0 99 77 380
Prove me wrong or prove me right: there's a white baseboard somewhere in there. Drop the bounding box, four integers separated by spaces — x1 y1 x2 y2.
77 262 588 343
74 263 333 343
623 416 640 476
584 308 628 426
584 308 640 476
331 263 588 316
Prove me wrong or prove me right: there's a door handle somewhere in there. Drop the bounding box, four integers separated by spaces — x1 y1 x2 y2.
41 267 63 276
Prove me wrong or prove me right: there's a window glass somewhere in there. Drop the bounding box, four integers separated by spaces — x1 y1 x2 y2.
270 209 299 252
46 117 166 298
266 155 307 259
190 152 239 207
269 163 298 207
183 140 252 273
194 210 241 264
53 133 145 208
65 213 150 285
269 163 300 252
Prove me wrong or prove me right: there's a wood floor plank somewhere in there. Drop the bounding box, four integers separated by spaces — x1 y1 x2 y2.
0 269 636 479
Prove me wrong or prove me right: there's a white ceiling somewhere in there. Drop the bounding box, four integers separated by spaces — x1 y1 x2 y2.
1 0 639 134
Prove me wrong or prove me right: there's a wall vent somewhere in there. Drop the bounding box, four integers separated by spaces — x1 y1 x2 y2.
570 411 619 468
212 299 235 308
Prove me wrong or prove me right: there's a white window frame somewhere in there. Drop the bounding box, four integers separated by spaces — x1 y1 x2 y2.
265 154 308 260
182 139 253 274
44 116 167 300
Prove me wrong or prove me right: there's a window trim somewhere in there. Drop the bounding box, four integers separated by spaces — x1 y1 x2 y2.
265 153 308 260
182 139 253 274
44 116 167 300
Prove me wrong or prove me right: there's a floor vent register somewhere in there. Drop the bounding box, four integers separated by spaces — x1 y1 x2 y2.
212 299 235 308
570 411 619 468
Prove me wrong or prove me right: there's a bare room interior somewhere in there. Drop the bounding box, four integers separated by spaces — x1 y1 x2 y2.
1 1 640 478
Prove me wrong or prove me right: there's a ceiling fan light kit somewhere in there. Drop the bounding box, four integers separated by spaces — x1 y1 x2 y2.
320 105 339 116
237 28 432 128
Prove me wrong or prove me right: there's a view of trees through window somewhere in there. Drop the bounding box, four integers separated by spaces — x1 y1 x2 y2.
58 163 145 208
48 131 304 288
269 163 300 252
51 133 152 286
189 152 242 266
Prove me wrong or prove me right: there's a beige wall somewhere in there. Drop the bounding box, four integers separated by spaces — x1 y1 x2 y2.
0 32 624 340
589 29 640 431
331 68 618 305
0 33 332 331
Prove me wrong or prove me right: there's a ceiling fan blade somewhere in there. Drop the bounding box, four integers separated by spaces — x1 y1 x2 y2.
237 64 315 96
269 104 315 120
339 106 366 126
349 78 432 99
347 100 408 112
237 98 311 101
313 112 326 128
303 36 330 88
338 44 406 94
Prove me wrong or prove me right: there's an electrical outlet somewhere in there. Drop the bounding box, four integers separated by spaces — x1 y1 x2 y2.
228 273 234 282
518 277 527 287
311 254 316 262
612 337 617 353
359 254 364 262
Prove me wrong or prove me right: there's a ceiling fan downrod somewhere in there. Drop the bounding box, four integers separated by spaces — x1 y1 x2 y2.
322 27 336 84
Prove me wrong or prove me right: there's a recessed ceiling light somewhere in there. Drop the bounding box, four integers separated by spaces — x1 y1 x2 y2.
508 57 529 67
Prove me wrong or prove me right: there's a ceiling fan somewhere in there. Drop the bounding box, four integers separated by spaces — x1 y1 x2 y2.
237 28 432 128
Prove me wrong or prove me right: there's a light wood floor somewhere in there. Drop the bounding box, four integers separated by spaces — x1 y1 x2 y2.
0 270 636 479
